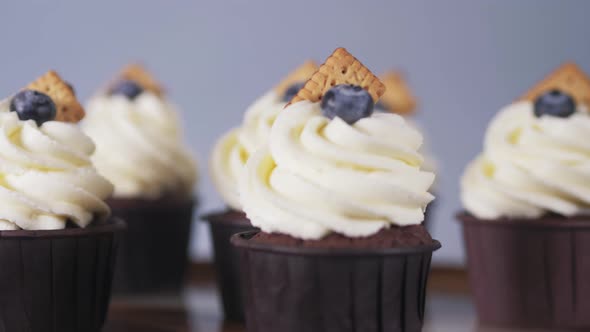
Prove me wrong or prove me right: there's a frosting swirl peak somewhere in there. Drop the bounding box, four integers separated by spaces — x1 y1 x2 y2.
461 100 590 219
0 109 113 230
240 101 435 240
83 92 197 199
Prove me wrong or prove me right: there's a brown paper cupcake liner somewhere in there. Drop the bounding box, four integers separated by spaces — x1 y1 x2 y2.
458 212 590 329
108 197 196 294
232 231 440 332
0 218 125 332
202 209 258 322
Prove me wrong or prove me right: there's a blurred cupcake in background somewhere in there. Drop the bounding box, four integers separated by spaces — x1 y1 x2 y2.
205 60 317 321
233 48 440 332
83 64 198 294
209 60 318 213
0 71 123 332
377 71 438 228
458 62 590 329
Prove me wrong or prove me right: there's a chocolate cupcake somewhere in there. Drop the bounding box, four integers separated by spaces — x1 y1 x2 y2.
233 48 440 332
377 71 438 229
83 64 198 294
206 61 318 321
0 71 123 332
458 63 590 329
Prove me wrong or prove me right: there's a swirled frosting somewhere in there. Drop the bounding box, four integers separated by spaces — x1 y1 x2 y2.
210 91 285 210
374 105 438 176
83 92 197 199
461 100 590 219
0 107 113 231
240 101 435 240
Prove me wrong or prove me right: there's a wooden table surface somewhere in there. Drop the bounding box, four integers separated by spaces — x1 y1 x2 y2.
102 272 562 332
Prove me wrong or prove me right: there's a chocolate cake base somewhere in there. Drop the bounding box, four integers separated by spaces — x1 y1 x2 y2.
232 229 441 332
251 225 433 248
458 212 590 329
202 209 258 322
0 218 125 332
109 197 196 294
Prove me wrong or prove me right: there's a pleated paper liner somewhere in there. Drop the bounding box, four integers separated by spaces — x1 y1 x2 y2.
108 197 196 294
202 209 258 322
232 230 441 332
458 212 590 329
473 325 570 332
0 218 125 332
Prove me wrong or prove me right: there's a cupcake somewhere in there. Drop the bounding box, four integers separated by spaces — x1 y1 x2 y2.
233 48 440 332
83 64 197 294
458 62 590 329
377 71 438 229
0 71 123 332
206 61 317 321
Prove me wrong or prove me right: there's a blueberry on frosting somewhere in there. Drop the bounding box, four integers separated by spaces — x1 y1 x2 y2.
321 84 374 124
282 82 305 102
10 90 57 126
534 89 576 118
110 80 144 100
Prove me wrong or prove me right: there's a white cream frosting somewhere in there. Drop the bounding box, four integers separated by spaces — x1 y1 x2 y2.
374 105 438 176
210 91 286 210
83 92 197 199
0 107 113 231
461 100 590 219
240 101 435 240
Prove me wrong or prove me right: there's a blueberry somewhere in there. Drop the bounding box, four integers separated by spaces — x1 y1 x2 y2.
282 82 305 102
10 90 56 126
533 89 576 118
320 84 374 124
110 80 143 99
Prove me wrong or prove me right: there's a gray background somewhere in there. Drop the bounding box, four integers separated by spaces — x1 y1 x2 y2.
2 0 589 266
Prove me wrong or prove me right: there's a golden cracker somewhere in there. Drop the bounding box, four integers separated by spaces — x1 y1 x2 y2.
118 63 164 96
289 48 385 105
379 71 417 115
26 71 85 123
274 60 318 97
520 62 590 107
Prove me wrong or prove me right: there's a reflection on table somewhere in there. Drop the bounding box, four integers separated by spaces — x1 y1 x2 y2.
105 278 569 332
